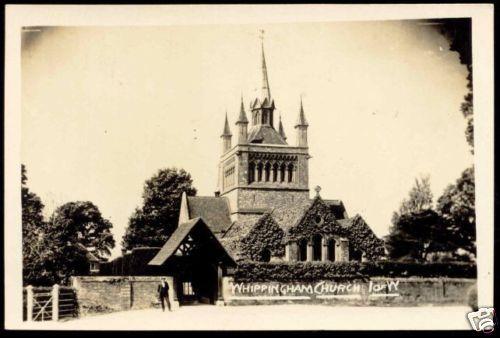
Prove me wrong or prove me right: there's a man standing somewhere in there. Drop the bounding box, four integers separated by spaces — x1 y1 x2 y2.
157 277 171 312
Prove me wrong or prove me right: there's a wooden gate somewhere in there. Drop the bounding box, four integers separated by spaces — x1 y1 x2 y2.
24 284 78 321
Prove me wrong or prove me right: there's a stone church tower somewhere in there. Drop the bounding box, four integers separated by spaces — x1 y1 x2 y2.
216 39 311 225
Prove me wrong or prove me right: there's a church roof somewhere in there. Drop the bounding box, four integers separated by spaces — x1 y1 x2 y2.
187 196 232 233
271 200 313 232
247 125 287 145
323 199 349 219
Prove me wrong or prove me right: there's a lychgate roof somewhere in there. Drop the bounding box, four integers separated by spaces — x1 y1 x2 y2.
148 217 235 266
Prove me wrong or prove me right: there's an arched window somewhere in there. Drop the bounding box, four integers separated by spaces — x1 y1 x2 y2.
280 163 286 182
248 162 255 183
264 162 271 182
298 239 308 262
349 243 363 262
327 238 336 261
272 163 278 182
263 111 268 124
257 162 263 182
260 248 271 262
287 163 294 183
312 234 322 261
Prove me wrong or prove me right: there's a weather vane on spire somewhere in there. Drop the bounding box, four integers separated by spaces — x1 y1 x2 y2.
259 29 265 42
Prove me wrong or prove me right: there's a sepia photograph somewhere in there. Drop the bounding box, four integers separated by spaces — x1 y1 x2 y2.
4 4 494 332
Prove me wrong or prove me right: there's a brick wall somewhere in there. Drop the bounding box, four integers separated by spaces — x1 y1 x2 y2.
71 276 177 316
221 277 476 307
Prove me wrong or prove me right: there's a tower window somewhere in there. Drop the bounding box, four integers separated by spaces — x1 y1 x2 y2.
248 162 255 183
287 163 294 183
280 163 286 182
264 162 271 182
223 166 235 188
272 163 278 182
257 163 263 182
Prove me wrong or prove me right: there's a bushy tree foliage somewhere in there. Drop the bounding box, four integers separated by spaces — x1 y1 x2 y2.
22 164 115 285
122 168 197 250
385 209 452 262
392 175 433 223
436 166 475 259
22 164 50 285
385 175 454 262
47 201 116 258
41 201 115 284
435 18 473 152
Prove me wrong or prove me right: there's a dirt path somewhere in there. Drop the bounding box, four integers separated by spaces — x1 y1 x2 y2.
21 304 472 330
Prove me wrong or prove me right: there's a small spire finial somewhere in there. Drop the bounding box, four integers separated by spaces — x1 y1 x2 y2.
278 111 287 141
314 185 321 197
222 111 232 136
295 96 308 127
237 95 248 124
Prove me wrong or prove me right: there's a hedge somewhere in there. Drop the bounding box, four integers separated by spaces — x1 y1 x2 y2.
233 261 477 282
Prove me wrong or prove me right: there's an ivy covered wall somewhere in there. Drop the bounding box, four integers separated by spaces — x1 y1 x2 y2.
239 197 385 262
240 213 285 261
286 197 384 259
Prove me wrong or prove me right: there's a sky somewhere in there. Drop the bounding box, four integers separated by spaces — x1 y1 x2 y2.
21 21 472 258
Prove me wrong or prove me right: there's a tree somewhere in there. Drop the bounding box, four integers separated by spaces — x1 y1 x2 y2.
22 164 50 285
385 175 453 261
385 209 451 262
22 164 45 237
122 167 197 250
436 166 475 259
42 201 115 284
392 175 433 224
434 18 473 152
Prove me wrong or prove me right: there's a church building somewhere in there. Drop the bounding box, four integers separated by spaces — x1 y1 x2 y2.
150 38 384 269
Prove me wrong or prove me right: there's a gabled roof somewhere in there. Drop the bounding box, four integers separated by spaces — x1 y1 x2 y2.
148 217 236 266
323 199 348 219
148 218 199 265
271 200 312 232
187 196 232 233
247 125 287 145
76 243 100 262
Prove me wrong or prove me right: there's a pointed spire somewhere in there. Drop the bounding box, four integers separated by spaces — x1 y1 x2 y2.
236 95 248 124
221 112 232 136
295 97 309 127
278 114 287 141
260 30 271 101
